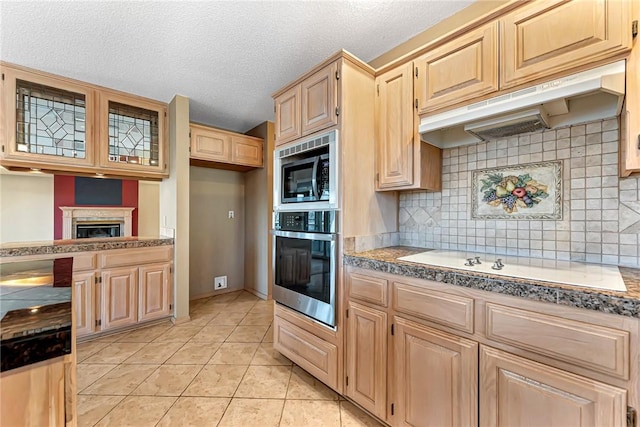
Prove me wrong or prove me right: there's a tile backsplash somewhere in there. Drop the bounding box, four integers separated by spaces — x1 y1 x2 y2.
399 117 640 268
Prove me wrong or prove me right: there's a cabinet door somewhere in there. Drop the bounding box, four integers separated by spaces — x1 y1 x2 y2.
394 317 478 427
101 267 137 330
273 313 338 390
275 85 302 146
345 301 387 420
376 63 415 189
97 90 168 177
138 263 172 322
501 0 632 89
301 62 339 136
231 135 263 167
416 22 498 114
0 64 97 169
0 358 67 426
73 271 95 338
190 125 231 162
480 346 627 427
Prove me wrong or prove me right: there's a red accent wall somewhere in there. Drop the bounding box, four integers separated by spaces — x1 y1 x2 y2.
53 176 138 240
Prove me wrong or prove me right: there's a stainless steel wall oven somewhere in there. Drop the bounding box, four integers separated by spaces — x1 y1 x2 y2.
272 210 337 327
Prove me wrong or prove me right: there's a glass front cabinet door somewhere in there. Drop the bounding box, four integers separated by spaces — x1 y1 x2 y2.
1 64 97 169
98 91 167 176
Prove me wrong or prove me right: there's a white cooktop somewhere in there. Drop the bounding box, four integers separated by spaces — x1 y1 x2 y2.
397 250 626 292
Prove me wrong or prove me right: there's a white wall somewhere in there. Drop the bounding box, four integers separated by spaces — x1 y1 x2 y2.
189 166 245 299
0 172 54 243
138 181 160 236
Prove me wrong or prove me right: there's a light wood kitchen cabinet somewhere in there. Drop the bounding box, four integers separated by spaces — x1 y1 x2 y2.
301 62 339 136
500 0 633 90
73 271 95 338
480 346 627 427
415 21 498 114
273 305 339 391
190 123 263 170
0 63 97 170
0 62 169 179
97 89 168 176
375 62 442 191
394 317 478 427
274 85 302 145
345 301 387 420
0 356 74 427
274 60 339 146
138 263 172 322
619 0 640 177
100 266 138 331
343 265 639 427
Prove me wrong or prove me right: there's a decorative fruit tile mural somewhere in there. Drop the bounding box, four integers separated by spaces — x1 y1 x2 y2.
472 161 562 220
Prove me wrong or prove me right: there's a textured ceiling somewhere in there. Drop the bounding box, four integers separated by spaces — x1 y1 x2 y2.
0 1 473 133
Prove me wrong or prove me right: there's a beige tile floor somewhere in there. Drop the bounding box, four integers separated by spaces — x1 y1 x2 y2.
77 290 384 427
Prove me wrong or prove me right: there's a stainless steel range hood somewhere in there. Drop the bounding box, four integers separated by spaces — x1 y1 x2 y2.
419 60 626 148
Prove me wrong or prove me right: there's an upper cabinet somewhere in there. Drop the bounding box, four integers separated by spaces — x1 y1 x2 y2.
274 85 301 144
1 65 97 169
415 22 499 114
97 90 167 175
0 62 169 179
190 123 263 171
274 61 339 146
404 0 632 116
375 62 442 191
500 0 633 89
301 62 339 136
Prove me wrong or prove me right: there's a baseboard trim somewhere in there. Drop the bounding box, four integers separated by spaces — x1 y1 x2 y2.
244 287 268 301
171 315 191 325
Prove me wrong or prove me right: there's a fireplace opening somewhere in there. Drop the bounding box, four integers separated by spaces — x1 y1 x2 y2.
76 223 122 239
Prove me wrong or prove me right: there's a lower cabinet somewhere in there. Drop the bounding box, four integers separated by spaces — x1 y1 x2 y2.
138 263 172 322
273 304 340 392
345 302 387 420
394 317 478 427
0 355 75 426
72 270 95 338
72 246 173 338
343 266 637 427
480 346 627 427
101 267 138 331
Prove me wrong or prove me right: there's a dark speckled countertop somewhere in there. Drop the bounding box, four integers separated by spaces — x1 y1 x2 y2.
344 246 640 318
0 235 174 257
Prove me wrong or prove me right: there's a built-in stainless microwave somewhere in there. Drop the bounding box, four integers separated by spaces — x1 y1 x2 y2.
274 130 338 211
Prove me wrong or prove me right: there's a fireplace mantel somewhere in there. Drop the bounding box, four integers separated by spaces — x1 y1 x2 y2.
60 207 135 239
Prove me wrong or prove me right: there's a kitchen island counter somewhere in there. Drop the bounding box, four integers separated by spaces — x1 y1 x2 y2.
0 235 173 258
345 246 640 318
0 259 72 372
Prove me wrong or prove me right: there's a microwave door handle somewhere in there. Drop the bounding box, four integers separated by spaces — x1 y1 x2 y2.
311 157 319 199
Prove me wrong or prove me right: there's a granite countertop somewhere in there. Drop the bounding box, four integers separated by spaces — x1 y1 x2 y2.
0 235 174 257
0 259 72 372
344 246 640 319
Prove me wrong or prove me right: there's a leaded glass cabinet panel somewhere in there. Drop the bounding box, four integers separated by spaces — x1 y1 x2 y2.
98 91 167 175
1 63 96 168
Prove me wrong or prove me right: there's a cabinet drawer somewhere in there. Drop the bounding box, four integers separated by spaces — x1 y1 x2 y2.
73 253 96 271
393 281 474 333
100 246 173 269
273 314 338 391
485 303 630 379
347 272 388 307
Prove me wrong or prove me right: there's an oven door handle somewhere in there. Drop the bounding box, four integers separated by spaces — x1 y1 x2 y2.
271 230 336 241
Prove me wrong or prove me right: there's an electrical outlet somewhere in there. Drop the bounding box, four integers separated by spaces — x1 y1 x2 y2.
228 210 235 219
214 275 227 290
